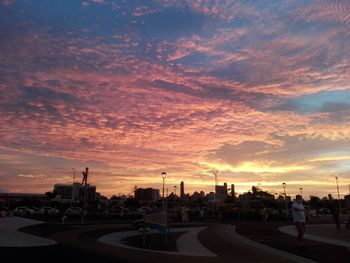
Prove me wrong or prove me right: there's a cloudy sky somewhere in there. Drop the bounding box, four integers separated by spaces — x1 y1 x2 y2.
1 0 350 198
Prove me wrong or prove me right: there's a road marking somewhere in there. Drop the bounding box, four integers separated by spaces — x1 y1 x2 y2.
98 226 217 257
279 224 350 248
0 216 57 247
231 226 317 263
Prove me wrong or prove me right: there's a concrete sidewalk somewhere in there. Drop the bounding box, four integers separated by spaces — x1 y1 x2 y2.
0 216 57 247
236 221 350 263
44 223 298 263
279 224 350 248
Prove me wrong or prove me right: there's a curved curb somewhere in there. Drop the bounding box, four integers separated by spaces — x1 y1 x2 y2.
98 226 217 257
231 226 317 263
279 225 350 248
0 216 57 247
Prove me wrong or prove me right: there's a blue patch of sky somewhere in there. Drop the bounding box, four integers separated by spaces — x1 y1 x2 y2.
135 7 206 41
273 90 350 113
173 51 213 66
5 0 127 38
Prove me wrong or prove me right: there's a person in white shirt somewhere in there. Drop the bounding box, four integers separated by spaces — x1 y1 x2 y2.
292 195 306 245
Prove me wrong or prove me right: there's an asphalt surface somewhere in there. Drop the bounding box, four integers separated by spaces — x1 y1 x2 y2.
13 222 291 263
235 221 350 263
2 218 349 263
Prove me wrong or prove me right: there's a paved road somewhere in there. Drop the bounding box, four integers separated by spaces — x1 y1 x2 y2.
235 221 350 263
4 217 348 263
10 221 295 263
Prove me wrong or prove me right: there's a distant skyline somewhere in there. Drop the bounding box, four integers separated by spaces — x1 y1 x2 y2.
1 0 350 198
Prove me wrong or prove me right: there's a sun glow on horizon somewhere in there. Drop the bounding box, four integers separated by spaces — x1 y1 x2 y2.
198 161 312 174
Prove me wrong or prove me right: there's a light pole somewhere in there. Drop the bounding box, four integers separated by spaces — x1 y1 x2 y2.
72 168 76 207
161 172 167 206
335 175 342 219
211 170 219 221
299 187 303 197
282 183 288 218
211 170 219 202
174 185 177 196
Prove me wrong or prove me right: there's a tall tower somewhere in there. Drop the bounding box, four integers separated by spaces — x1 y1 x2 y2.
180 181 185 197
231 184 235 198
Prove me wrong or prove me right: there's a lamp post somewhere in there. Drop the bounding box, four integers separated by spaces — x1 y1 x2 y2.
211 170 219 202
299 187 303 197
174 185 177 196
211 170 219 221
72 168 76 207
161 172 167 206
282 183 288 218
335 175 342 219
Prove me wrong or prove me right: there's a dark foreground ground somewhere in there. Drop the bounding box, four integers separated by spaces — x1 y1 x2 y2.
235 221 350 263
2 217 350 263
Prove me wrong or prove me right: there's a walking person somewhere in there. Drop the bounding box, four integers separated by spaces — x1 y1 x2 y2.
292 195 306 246
331 206 341 230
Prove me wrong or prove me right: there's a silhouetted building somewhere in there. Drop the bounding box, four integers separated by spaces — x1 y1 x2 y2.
54 183 96 201
206 192 215 201
180 181 185 197
215 183 228 202
191 191 205 202
345 194 350 208
0 193 46 204
231 184 235 198
134 188 160 202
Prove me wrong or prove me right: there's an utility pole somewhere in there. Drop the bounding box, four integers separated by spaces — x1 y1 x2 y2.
161 172 167 207
282 183 288 218
211 170 219 221
335 176 342 221
72 168 76 207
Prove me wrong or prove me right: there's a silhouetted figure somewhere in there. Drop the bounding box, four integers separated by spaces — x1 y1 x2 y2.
82 167 89 186
181 206 188 222
292 195 306 246
62 215 67 224
261 206 268 222
331 206 341 230
44 208 49 222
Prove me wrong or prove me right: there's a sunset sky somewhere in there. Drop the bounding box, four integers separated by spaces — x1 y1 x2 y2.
1 0 350 198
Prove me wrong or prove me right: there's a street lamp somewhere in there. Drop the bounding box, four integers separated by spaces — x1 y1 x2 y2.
299 187 303 197
161 172 167 206
211 169 219 221
282 183 288 218
211 170 219 202
335 174 342 218
174 185 177 196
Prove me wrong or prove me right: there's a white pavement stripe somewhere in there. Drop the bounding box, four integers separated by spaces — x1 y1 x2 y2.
279 225 350 248
177 226 216 257
0 216 57 247
230 226 317 263
98 227 217 257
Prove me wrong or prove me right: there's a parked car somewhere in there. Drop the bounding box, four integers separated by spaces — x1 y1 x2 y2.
40 207 60 216
0 206 12 217
137 206 152 215
12 206 36 217
108 205 130 215
317 208 331 214
65 207 83 216
28 206 43 215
